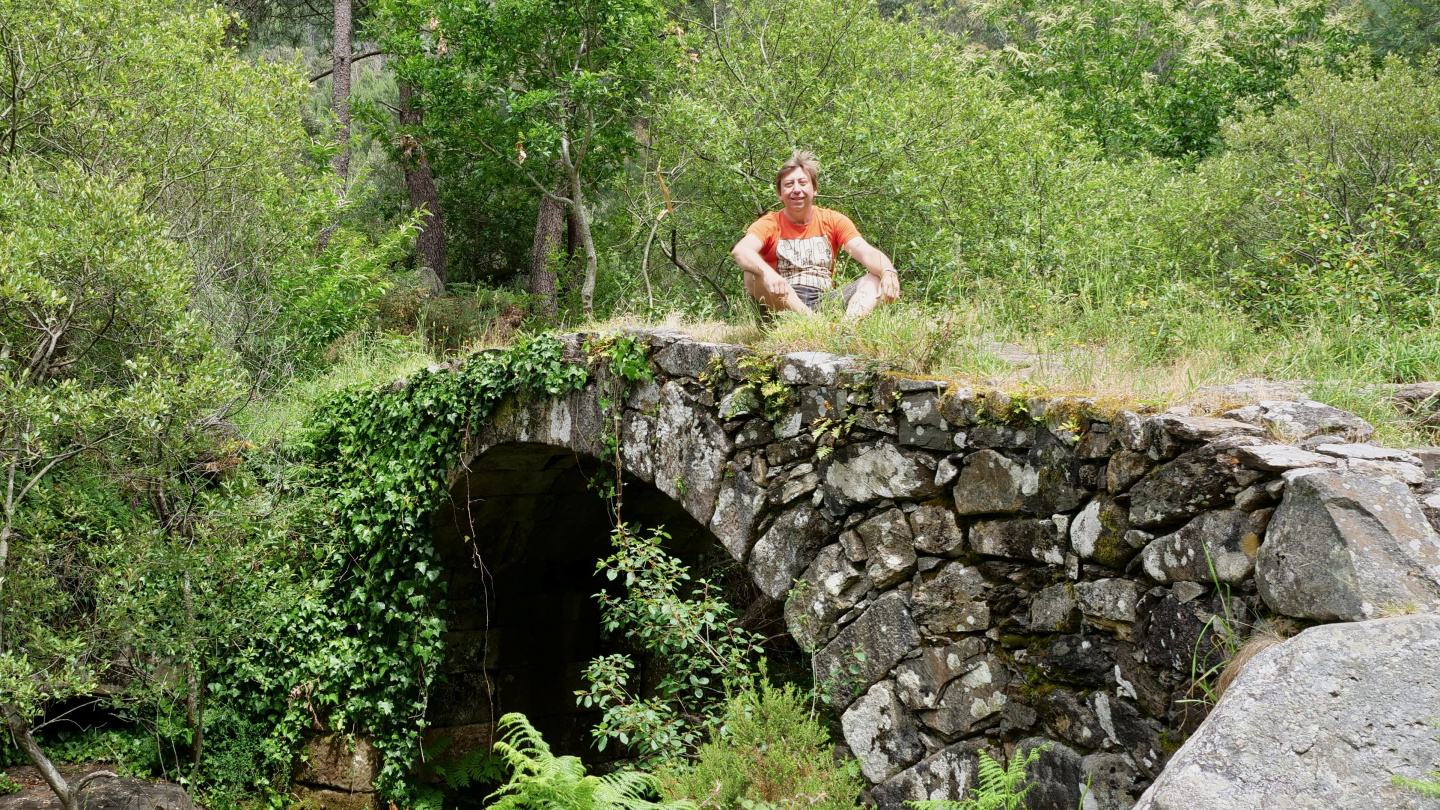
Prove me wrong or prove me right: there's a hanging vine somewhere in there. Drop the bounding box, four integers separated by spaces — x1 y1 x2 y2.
216 333 622 803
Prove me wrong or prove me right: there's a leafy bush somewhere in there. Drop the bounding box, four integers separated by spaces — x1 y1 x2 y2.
1206 57 1440 327
0 772 21 795
953 0 1358 159
577 525 763 765
657 678 862 810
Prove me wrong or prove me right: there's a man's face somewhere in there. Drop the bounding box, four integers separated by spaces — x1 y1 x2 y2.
777 167 815 214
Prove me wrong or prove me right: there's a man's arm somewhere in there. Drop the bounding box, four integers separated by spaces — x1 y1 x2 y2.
843 236 900 303
732 234 791 299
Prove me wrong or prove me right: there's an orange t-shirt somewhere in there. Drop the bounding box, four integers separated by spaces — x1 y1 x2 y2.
745 207 861 290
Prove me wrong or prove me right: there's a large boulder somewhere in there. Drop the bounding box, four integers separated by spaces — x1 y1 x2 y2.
0 778 201 810
1133 614 1440 810
1256 472 1440 621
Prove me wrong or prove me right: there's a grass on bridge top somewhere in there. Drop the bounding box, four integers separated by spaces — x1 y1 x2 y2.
598 299 1440 448
240 296 1440 450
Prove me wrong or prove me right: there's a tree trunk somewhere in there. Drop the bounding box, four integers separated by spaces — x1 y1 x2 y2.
565 167 598 319
4 704 70 809
2 704 113 810
528 192 564 319
398 82 446 296
331 0 353 181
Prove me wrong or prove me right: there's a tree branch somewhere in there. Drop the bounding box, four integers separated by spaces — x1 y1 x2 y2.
310 50 384 83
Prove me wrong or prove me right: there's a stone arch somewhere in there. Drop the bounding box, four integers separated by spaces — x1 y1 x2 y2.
422 369 753 777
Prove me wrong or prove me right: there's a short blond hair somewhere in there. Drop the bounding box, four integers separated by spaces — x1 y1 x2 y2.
775 150 819 192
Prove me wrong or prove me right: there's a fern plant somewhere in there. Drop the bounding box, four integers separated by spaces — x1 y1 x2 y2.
486 713 696 810
904 745 1043 810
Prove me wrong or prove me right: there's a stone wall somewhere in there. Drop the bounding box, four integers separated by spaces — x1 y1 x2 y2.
303 329 1440 810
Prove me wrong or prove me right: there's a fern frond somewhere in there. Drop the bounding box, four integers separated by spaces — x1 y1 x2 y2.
485 712 698 810
904 746 1045 810
1394 773 1440 798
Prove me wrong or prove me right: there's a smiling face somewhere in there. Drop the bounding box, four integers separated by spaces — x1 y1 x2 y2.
777 166 817 222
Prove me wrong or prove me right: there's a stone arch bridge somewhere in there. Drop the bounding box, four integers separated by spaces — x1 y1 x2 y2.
301 330 1440 810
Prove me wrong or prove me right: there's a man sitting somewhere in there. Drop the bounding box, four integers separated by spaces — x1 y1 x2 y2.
730 150 901 318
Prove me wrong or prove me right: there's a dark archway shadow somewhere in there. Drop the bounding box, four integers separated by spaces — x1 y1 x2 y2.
423 442 730 786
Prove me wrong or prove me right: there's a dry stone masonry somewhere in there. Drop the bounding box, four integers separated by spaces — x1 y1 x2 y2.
304 330 1440 810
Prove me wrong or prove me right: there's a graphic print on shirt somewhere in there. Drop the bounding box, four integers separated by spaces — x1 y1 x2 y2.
775 235 835 290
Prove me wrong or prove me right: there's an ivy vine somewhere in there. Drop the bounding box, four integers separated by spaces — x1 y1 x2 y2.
222 333 606 802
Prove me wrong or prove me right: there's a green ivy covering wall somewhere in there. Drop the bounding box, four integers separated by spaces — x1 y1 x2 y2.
218 333 614 801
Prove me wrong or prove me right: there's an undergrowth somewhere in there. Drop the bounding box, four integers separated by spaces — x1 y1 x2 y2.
657 677 862 810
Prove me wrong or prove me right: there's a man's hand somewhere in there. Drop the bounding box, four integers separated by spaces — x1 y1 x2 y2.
763 268 794 300
879 268 900 303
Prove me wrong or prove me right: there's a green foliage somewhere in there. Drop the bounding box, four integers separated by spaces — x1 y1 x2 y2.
905 746 1043 810
218 332 589 801
486 713 695 810
0 773 21 795
433 748 508 791
1395 770 1440 796
0 155 243 729
956 0 1358 159
730 355 795 424
375 0 680 315
657 678 862 810
0 0 407 373
1210 57 1440 328
37 727 164 779
577 525 763 765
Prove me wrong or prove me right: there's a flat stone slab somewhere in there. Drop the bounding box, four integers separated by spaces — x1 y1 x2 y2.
1233 444 1336 471
1315 443 1423 465
1134 614 1440 810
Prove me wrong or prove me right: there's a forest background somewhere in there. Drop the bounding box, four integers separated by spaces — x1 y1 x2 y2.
6 0 1440 805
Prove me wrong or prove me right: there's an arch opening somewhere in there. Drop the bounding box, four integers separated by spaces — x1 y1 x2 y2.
424 441 741 789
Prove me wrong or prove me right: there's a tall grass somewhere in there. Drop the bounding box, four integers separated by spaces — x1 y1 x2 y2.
235 332 440 446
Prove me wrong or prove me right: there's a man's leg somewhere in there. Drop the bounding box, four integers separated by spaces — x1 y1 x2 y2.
844 273 888 318
744 270 812 315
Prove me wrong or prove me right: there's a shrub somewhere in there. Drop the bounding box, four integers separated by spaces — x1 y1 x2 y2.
577 525 763 765
1205 56 1440 327
656 678 862 810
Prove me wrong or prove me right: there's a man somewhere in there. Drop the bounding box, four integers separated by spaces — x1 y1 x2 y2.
731 151 901 318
